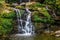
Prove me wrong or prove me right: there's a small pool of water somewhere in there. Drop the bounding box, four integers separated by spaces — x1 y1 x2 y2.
0 34 60 40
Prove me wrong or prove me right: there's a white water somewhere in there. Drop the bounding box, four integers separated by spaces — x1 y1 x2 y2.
14 8 34 36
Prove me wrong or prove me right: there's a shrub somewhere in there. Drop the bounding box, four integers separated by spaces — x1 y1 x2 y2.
0 11 16 35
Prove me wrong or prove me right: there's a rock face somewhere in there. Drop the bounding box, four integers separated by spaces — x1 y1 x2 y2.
55 30 60 37
20 0 30 3
35 0 45 3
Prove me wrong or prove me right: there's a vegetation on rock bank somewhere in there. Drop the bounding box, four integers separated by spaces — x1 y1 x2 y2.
0 0 60 38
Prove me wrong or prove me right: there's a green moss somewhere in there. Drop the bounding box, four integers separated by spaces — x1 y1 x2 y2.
32 7 54 24
16 6 24 9
38 7 51 18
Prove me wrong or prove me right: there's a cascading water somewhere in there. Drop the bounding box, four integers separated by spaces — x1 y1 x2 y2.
14 8 34 36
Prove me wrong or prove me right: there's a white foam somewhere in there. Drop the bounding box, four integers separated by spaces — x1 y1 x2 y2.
15 33 32 36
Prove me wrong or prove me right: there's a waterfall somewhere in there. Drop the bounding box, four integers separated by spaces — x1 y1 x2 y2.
14 8 34 36
20 0 30 3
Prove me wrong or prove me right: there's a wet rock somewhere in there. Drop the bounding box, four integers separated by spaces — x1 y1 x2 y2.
55 30 60 37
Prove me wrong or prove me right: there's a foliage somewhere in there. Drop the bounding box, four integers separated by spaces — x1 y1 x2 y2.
56 0 60 15
0 0 5 3
28 3 45 10
0 0 16 36
38 7 51 18
0 11 16 19
32 11 54 24
30 3 54 24
0 3 4 13
0 11 16 35
0 18 13 35
45 0 56 4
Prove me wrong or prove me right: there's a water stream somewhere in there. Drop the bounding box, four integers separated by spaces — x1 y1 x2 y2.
14 8 34 36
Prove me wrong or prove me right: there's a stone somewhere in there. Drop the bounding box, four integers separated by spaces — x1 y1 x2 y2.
55 30 60 37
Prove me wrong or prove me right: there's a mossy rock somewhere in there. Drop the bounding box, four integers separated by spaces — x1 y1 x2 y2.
16 6 25 9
